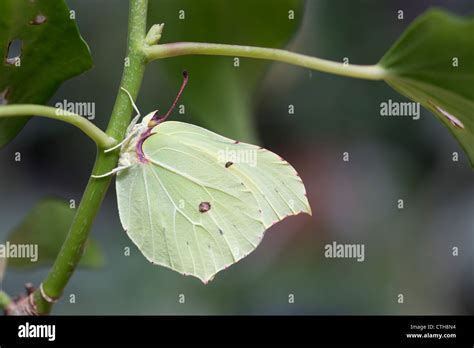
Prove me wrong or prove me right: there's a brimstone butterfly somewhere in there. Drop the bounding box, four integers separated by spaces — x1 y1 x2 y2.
93 72 311 283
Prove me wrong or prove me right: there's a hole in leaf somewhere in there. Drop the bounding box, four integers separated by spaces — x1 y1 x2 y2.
5 39 22 65
0 89 9 105
30 14 47 25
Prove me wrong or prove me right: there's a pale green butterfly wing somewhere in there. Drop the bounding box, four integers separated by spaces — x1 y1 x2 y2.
116 141 264 282
116 121 311 283
154 121 311 227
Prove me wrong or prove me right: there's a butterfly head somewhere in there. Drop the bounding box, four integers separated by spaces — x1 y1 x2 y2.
145 110 161 128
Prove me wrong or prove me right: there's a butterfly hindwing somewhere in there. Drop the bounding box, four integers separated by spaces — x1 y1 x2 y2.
116 121 311 283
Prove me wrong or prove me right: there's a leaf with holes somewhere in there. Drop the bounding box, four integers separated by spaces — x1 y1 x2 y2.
6 198 104 269
0 0 93 148
379 9 474 166
149 0 304 142
110 106 311 283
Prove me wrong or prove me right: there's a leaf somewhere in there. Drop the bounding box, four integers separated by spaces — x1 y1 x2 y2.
0 0 93 148
379 9 474 166
116 120 311 283
6 198 104 269
149 0 304 142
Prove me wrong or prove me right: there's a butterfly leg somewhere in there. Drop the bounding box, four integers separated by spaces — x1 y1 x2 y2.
91 165 131 179
121 87 141 131
104 128 139 153
126 114 141 135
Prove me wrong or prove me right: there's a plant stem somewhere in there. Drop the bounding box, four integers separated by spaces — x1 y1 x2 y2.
144 42 387 80
33 0 149 314
0 105 115 148
0 290 11 310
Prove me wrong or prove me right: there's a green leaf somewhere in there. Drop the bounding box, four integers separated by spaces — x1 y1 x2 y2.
0 0 93 148
149 0 304 142
379 9 474 166
5 198 104 269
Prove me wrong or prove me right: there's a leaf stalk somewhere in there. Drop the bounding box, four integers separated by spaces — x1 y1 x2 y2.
0 105 116 148
144 41 387 80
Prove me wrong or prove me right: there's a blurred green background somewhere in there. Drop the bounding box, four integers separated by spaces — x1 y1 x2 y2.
1 0 473 314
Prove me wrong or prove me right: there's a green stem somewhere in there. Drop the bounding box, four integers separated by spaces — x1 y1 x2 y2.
144 42 387 80
0 105 115 148
0 290 11 310
33 0 149 314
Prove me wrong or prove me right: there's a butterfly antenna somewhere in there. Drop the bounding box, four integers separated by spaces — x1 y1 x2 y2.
151 71 188 124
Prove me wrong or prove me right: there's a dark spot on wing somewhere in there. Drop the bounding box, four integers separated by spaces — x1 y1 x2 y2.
225 161 233 168
199 202 211 213
218 229 223 235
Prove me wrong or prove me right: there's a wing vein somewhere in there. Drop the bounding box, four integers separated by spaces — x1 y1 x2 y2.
141 168 157 260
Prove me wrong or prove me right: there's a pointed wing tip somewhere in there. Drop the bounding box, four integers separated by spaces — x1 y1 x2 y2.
197 274 217 285
179 270 217 285
163 270 213 284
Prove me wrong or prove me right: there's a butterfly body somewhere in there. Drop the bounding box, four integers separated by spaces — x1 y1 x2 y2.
115 111 157 168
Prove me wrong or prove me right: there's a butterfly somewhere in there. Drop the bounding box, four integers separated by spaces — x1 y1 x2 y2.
93 72 311 283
